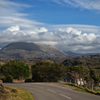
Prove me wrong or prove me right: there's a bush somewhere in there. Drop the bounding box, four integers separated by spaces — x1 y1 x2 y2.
94 86 100 91
0 73 6 83
4 75 13 82
31 61 67 82
0 60 30 80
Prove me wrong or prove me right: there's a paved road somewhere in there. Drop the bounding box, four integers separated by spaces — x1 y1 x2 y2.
5 83 100 100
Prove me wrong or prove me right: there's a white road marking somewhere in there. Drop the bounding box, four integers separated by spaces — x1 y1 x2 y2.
59 94 71 99
47 89 56 93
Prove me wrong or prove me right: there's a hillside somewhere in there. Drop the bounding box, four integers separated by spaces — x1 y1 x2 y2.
1 42 41 51
62 54 100 75
64 51 98 57
64 51 84 57
0 42 67 59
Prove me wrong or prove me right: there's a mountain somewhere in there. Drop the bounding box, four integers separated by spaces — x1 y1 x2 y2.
1 42 41 51
64 51 99 57
0 42 67 59
62 54 100 75
64 51 84 57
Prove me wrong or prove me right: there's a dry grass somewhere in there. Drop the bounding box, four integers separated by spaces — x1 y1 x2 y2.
0 86 34 100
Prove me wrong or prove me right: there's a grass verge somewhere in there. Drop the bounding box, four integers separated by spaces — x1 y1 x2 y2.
0 86 34 100
60 82 100 96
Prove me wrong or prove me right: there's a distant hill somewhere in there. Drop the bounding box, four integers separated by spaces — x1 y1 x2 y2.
62 54 100 75
0 42 67 59
64 51 99 57
1 42 41 51
64 51 84 57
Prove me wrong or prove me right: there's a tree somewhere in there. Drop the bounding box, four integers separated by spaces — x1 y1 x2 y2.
31 61 67 82
0 60 30 80
90 69 100 86
68 66 89 85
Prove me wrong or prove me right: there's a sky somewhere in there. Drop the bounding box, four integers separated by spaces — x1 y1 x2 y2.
0 0 100 53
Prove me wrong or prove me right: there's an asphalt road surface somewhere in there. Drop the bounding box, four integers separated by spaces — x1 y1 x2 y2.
5 83 100 100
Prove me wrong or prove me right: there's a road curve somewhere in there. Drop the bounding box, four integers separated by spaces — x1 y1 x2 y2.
5 83 100 100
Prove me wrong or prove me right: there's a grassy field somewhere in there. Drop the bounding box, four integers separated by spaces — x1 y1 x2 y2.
0 86 34 100
61 83 100 96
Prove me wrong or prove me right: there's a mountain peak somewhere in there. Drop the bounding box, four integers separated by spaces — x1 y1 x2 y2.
0 42 67 59
1 42 41 51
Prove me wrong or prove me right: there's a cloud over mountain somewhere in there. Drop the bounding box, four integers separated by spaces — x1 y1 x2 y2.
0 25 100 53
0 0 100 54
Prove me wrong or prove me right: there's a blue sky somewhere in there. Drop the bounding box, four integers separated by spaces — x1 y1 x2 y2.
0 0 100 53
9 0 100 25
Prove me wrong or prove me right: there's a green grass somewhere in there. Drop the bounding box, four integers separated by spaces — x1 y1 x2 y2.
61 83 78 88
61 83 88 92
74 88 93 94
0 86 34 100
60 82 100 96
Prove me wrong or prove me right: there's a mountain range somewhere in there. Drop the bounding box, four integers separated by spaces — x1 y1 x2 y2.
0 42 67 59
64 51 98 57
0 42 100 59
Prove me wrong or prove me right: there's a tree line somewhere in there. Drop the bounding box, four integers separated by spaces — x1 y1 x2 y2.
67 66 100 87
31 61 66 82
0 60 100 88
31 61 100 87
0 60 30 82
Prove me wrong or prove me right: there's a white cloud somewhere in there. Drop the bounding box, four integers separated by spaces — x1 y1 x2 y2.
54 27 100 53
0 0 100 53
59 27 81 35
0 25 100 53
0 25 56 44
39 27 48 33
0 0 44 31
51 24 100 35
7 25 20 32
52 0 100 10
